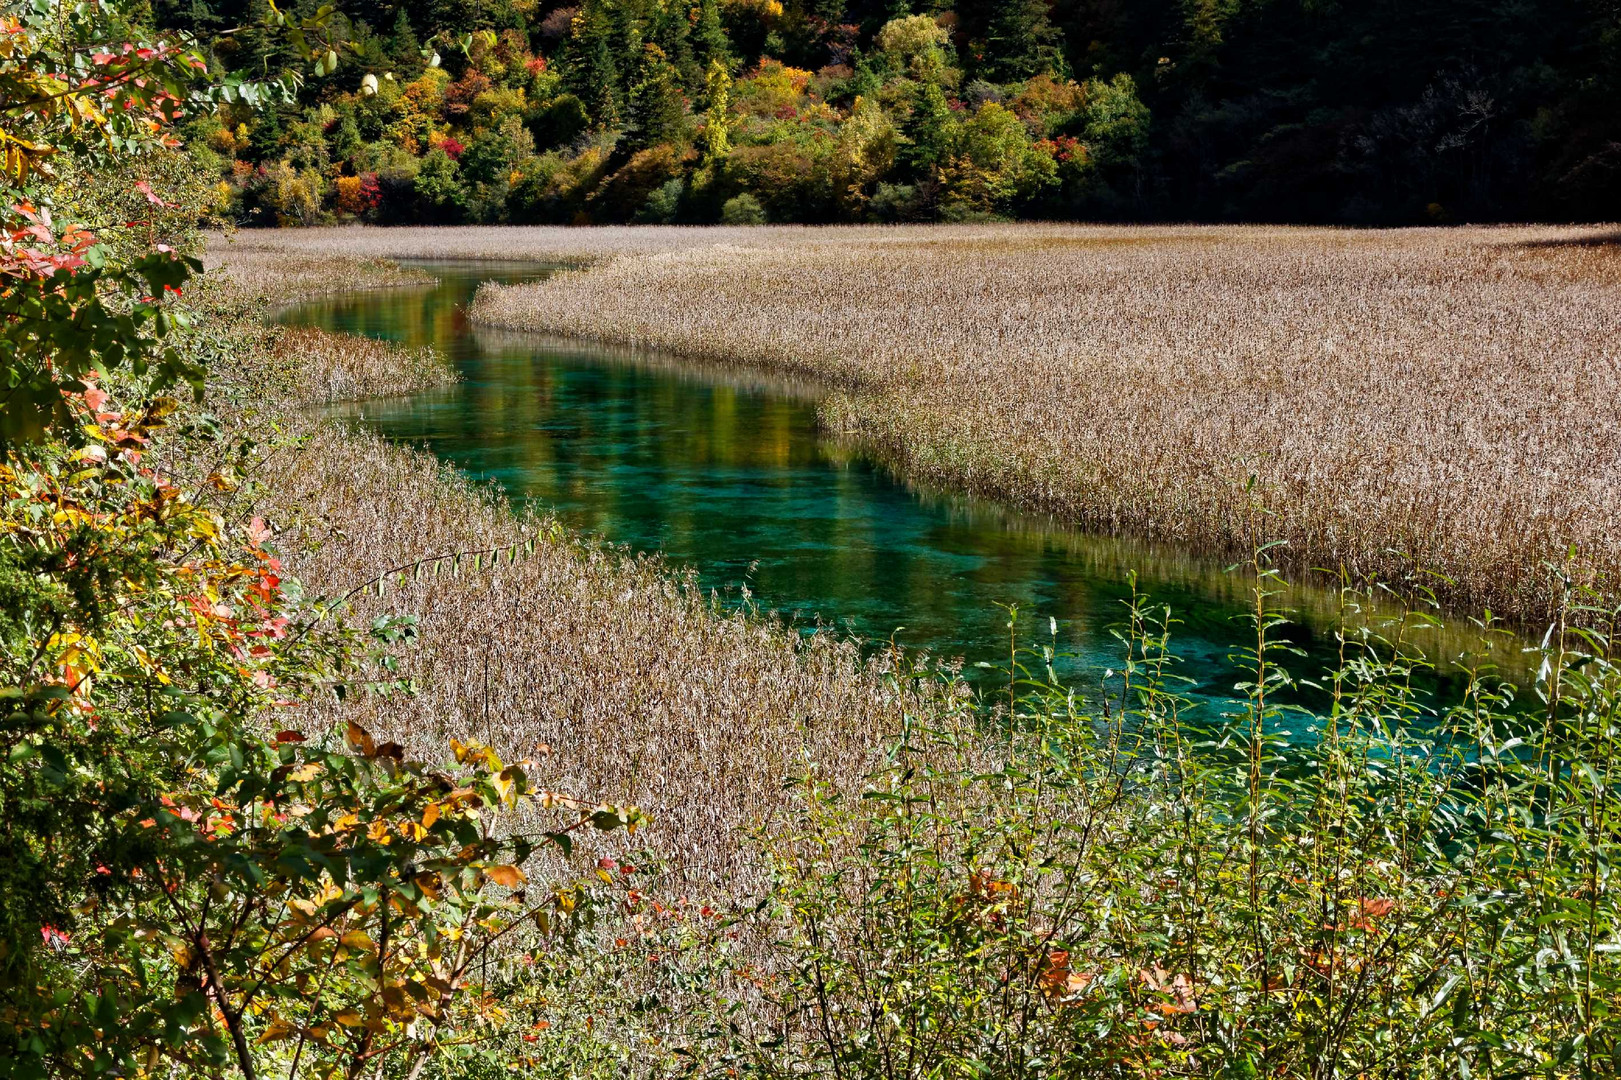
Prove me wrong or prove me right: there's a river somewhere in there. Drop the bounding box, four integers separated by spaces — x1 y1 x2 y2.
276 260 1516 715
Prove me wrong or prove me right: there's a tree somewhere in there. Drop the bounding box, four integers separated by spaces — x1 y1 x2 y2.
938 100 1058 216
701 58 732 161
0 6 213 443
388 7 422 68
626 43 688 149
982 0 1065 83
899 79 954 176
721 191 767 222
1078 72 1149 203
562 0 624 128
692 0 733 76
875 13 947 79
414 146 468 219
651 0 700 91
0 4 650 1075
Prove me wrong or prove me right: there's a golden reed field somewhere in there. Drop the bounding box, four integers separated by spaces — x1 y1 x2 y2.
212 222 1621 623
199 249 929 893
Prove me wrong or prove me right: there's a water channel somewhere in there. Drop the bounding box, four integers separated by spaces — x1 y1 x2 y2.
276 260 1519 719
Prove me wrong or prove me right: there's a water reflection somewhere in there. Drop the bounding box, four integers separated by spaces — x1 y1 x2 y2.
275 261 1528 715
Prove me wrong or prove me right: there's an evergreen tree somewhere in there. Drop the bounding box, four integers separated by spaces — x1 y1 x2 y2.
239 0 296 74
983 0 1066 82
651 0 700 93
562 0 624 128
899 79 952 176
388 8 422 67
691 0 733 76
626 43 688 148
247 101 286 160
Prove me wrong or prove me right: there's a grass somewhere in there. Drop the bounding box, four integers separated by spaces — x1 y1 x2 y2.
193 230 1621 1077
319 219 1621 627
271 325 459 404
196 243 927 896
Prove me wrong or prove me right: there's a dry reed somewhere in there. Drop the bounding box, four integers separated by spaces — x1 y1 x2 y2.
445 223 1621 623
196 247 922 894
272 325 457 404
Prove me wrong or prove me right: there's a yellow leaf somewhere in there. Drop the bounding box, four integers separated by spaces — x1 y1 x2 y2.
421 802 440 829
254 1017 298 1044
346 721 377 757
334 1010 364 1028
339 930 376 952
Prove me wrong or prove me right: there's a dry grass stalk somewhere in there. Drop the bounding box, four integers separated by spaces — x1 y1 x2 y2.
195 249 924 893
258 424 922 891
449 223 1621 623
273 325 457 405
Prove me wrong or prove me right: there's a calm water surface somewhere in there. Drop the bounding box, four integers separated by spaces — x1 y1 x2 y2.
276 262 1516 714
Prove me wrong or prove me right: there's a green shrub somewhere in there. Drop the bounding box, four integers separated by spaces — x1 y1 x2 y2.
721 191 767 224
636 177 686 223
754 572 1621 1077
414 146 468 221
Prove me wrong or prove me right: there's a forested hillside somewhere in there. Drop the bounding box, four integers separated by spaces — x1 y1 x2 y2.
152 0 1621 225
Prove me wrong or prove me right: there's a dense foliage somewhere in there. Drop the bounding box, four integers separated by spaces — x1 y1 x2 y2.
148 0 1621 225
0 5 641 1076
5 0 1621 1074
748 572 1621 1077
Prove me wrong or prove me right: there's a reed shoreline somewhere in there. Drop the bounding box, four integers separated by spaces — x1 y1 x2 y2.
211 222 1621 626
192 227 1621 1079
200 242 931 896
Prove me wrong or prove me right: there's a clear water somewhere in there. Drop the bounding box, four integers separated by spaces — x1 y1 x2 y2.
275 261 1516 715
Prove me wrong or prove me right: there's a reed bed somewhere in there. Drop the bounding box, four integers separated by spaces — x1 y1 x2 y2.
202 241 431 303
194 250 922 894
452 223 1621 623
272 324 457 404
190 234 1621 1077
260 424 920 890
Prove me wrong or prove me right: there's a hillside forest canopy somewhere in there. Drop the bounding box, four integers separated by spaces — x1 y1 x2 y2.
152 0 1621 226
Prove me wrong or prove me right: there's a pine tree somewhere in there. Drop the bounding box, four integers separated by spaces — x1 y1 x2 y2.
626 43 688 148
691 0 733 77
388 8 422 68
652 0 700 93
982 0 1065 83
562 0 624 128
239 0 295 74
899 79 952 176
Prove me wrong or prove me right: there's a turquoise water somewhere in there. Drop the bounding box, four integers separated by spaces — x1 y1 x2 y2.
276 261 1511 712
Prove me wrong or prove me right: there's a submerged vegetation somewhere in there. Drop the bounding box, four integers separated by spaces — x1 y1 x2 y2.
5 1 1621 1076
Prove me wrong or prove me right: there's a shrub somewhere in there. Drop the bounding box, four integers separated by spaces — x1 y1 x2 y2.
414 146 468 220
529 92 592 150
593 143 687 222
636 177 686 223
868 180 921 220
757 575 1621 1077
721 191 766 224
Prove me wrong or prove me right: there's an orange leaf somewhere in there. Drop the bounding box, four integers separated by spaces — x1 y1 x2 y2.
486 865 527 888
